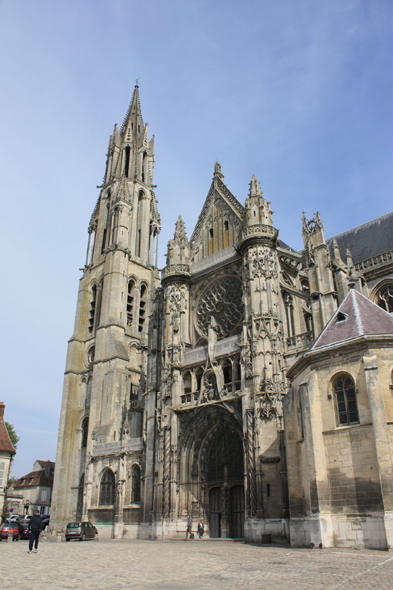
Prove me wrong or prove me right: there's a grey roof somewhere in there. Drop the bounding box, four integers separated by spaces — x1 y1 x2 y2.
326 212 393 263
312 289 393 350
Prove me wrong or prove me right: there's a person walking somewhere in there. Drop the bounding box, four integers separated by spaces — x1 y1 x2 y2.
27 510 43 554
184 515 192 540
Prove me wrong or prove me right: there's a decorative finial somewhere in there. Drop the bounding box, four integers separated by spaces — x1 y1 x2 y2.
135 77 140 86
213 161 224 180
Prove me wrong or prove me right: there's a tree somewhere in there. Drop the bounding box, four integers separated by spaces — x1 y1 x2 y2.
5 422 19 450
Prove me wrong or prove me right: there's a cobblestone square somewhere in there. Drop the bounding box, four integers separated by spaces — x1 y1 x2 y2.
1 537 392 590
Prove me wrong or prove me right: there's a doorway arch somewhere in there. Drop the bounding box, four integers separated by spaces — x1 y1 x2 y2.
179 403 245 538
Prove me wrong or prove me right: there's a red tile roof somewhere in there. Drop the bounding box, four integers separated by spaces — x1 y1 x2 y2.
0 402 16 455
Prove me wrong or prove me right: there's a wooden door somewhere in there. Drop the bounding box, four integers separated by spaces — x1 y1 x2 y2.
230 485 244 538
209 487 221 538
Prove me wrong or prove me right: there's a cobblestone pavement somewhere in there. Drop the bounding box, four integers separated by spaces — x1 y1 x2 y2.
1 536 393 590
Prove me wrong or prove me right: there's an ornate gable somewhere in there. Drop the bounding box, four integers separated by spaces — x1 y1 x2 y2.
190 163 244 263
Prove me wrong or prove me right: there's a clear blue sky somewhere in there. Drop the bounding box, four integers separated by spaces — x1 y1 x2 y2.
1 0 392 477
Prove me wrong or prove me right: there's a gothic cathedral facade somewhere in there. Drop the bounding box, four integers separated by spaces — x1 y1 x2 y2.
51 86 393 548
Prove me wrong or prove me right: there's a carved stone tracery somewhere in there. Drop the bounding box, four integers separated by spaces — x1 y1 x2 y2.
196 276 243 339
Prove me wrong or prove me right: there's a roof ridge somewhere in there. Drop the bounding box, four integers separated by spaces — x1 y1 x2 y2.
327 211 393 241
351 290 364 335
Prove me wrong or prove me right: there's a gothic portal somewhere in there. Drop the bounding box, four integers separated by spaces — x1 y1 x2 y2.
51 86 393 548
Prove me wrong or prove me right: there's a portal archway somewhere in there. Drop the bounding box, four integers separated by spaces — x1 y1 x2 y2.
179 403 244 538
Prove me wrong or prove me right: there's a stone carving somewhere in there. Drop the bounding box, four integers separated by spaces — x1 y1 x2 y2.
245 246 278 279
196 276 243 339
259 389 283 420
246 410 257 517
201 371 219 403
165 284 187 313
121 415 129 437
163 427 171 519
87 346 95 365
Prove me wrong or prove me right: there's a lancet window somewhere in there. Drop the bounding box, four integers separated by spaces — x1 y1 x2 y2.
222 359 233 391
138 285 147 332
88 285 97 334
99 469 115 506
196 368 204 392
333 375 359 426
283 292 295 338
131 464 141 504
81 417 89 448
77 475 84 511
141 152 147 183
376 284 393 313
127 280 135 327
124 146 131 177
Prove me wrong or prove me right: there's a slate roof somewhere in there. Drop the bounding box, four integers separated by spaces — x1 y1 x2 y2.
14 469 54 489
326 212 393 263
312 289 393 350
0 402 16 455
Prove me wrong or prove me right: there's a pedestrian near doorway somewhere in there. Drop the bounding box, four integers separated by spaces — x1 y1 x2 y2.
184 516 192 540
27 510 43 553
198 520 204 538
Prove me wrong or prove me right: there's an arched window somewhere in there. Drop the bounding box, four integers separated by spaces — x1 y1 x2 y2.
99 469 115 506
138 285 147 332
208 228 214 255
77 474 84 511
131 464 141 504
183 371 191 394
222 359 232 390
101 201 110 254
136 190 144 257
124 146 130 177
376 285 393 313
81 417 89 448
127 280 135 327
223 220 230 248
88 285 97 334
141 151 147 183
196 368 204 392
334 375 359 426
283 292 295 337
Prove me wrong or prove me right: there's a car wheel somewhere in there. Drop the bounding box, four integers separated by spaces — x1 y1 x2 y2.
81 533 86 541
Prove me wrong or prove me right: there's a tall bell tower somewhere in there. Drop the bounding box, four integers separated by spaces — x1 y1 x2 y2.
51 85 161 536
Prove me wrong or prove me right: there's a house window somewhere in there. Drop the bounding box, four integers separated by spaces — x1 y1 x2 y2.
131 464 141 504
99 469 115 506
41 490 47 502
334 375 359 425
81 417 89 448
0 461 5 488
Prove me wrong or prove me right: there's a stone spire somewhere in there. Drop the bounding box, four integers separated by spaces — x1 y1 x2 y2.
173 216 188 247
243 175 273 228
165 217 190 267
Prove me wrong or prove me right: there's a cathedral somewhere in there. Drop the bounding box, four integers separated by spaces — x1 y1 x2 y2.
51 86 393 549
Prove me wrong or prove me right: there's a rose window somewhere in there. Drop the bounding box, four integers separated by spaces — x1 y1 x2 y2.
196 277 243 339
